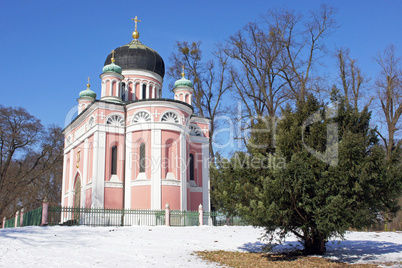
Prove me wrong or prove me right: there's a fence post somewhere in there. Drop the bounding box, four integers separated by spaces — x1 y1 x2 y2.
41 200 49 226
20 208 24 227
2 217 5 228
165 203 170 226
198 204 203 226
15 211 20 228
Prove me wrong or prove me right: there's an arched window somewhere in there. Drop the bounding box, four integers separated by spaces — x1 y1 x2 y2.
189 154 195 181
142 84 146 99
111 145 117 175
140 143 145 173
121 82 126 101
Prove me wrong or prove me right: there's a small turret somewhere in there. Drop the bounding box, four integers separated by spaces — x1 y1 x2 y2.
173 66 194 105
100 50 124 103
78 77 96 114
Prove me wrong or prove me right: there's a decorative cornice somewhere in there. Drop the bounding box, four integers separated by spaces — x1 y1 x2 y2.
122 69 163 84
161 179 181 187
105 181 123 188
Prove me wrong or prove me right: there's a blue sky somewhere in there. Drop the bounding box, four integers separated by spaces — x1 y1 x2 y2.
0 0 401 128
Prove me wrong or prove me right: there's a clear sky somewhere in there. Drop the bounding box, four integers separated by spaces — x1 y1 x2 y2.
0 0 401 128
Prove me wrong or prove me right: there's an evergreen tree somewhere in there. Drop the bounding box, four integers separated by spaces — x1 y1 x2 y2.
211 94 401 255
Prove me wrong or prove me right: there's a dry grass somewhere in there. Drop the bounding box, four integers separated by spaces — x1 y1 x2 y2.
195 250 384 268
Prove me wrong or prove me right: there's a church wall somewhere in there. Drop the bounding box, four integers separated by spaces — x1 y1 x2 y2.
161 185 180 210
131 186 151 209
85 189 92 208
189 192 202 211
104 188 123 209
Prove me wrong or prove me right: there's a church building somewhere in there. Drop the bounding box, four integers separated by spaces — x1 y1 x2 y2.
61 18 211 213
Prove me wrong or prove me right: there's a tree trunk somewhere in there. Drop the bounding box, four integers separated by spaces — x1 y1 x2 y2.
303 231 327 255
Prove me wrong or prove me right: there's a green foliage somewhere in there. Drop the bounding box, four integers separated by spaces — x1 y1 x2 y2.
210 95 401 255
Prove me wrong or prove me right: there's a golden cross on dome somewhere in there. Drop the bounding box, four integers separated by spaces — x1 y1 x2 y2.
181 65 185 78
87 77 90 88
111 50 116 62
132 16 141 31
131 16 141 39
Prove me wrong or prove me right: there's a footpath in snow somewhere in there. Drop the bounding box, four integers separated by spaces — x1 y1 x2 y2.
0 225 401 267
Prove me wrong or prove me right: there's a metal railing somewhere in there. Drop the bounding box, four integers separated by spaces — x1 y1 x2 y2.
48 206 166 227
205 211 248 226
3 205 248 228
170 210 199 226
22 207 43 227
4 217 15 228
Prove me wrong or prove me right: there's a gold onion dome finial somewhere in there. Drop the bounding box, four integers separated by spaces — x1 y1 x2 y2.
181 65 185 78
111 50 115 63
131 16 141 40
87 77 90 88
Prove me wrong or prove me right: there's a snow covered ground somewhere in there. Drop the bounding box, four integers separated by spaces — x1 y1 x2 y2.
0 225 401 267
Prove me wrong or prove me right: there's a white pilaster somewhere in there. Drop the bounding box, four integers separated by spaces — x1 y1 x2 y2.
140 83 143 100
202 143 210 212
82 139 89 206
180 132 187 211
68 148 74 207
61 153 67 206
151 129 162 209
124 133 132 209
83 139 89 185
92 131 106 208
146 84 150 99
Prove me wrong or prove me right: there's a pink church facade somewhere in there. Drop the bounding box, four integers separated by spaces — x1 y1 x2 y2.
61 27 210 215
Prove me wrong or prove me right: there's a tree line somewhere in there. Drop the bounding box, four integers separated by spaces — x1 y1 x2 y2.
0 105 63 220
168 4 401 255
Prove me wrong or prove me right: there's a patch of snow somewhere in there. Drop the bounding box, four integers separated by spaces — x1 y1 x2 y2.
0 226 400 267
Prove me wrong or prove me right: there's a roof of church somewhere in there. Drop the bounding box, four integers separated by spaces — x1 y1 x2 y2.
103 40 165 78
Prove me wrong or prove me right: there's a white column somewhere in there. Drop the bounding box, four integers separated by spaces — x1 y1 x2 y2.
146 84 150 99
92 131 106 208
61 153 68 207
67 148 74 208
153 86 157 99
180 132 187 211
124 133 132 209
82 139 89 206
189 95 192 105
140 83 143 100
151 129 162 209
133 82 137 101
202 141 210 212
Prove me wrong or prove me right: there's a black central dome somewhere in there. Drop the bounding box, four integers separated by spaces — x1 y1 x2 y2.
104 40 165 78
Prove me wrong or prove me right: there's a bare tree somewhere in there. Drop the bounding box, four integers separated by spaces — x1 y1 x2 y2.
168 41 230 159
269 5 337 102
336 47 368 109
374 45 402 162
224 22 288 119
0 105 63 219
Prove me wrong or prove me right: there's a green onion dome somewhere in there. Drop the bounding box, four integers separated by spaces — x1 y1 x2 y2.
174 72 193 88
102 62 122 74
79 81 97 99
